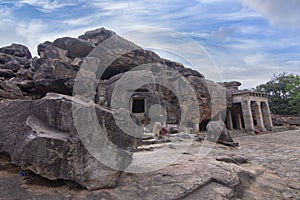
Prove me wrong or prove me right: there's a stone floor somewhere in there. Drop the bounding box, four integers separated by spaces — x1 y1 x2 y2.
233 130 300 199
0 129 299 199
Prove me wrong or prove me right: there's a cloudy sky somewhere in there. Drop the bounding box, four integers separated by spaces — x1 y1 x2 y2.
0 0 299 89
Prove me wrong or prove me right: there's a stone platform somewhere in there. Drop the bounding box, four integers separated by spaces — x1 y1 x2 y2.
0 130 299 199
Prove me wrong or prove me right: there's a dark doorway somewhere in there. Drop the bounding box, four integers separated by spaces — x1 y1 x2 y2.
132 99 145 113
199 120 210 132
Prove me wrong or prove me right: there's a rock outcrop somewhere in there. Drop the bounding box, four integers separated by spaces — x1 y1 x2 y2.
272 115 300 127
0 93 140 190
0 44 36 101
0 27 234 190
0 27 226 124
221 81 241 108
0 43 32 59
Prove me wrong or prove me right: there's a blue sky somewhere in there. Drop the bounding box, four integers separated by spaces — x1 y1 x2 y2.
0 0 299 89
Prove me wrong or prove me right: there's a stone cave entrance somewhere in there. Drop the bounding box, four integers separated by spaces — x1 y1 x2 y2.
132 98 145 114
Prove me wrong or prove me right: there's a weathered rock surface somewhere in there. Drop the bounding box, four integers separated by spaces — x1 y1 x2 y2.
272 115 284 126
0 43 32 59
0 150 257 200
221 81 241 107
101 155 255 200
0 68 14 78
33 28 162 95
0 27 228 127
0 80 27 100
0 44 37 101
105 67 213 125
0 27 251 196
272 114 300 127
206 120 238 146
283 116 300 126
0 93 141 190
78 27 116 46
1 130 300 199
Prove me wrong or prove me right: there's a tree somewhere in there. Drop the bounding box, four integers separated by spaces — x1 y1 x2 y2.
255 73 300 115
289 89 300 115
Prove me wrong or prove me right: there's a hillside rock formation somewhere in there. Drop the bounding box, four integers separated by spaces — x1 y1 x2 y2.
0 27 229 190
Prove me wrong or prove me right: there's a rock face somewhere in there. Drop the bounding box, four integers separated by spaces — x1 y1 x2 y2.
105 65 212 126
0 93 140 190
0 27 224 126
102 154 255 200
221 81 241 107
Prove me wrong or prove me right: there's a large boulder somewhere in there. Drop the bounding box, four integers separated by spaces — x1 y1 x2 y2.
206 120 238 146
221 81 241 107
0 43 32 59
0 68 14 78
284 116 300 126
101 49 163 80
78 27 116 46
33 28 160 95
104 66 211 125
33 58 77 95
31 27 215 125
272 116 284 126
0 80 27 100
0 52 31 73
0 93 141 190
0 44 37 100
205 80 227 120
53 37 95 58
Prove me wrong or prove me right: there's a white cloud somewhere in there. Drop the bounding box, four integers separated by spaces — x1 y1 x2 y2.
182 32 210 39
19 0 76 12
244 53 268 65
0 0 299 88
287 60 300 65
211 27 235 41
92 1 129 10
0 20 27 47
0 6 13 17
243 0 300 30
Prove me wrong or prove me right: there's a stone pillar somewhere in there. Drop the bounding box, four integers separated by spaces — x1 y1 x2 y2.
226 110 233 130
252 101 266 131
261 101 273 130
236 113 243 130
96 80 106 106
242 100 254 134
193 122 199 133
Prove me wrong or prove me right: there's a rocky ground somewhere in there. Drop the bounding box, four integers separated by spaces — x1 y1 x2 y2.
0 129 299 200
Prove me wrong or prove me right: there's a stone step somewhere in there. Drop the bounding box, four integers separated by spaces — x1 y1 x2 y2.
141 138 171 145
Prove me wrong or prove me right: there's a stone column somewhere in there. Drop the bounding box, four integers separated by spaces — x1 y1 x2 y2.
252 101 266 131
96 80 106 106
226 110 233 130
236 113 243 130
193 122 199 133
261 101 273 130
242 100 254 134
